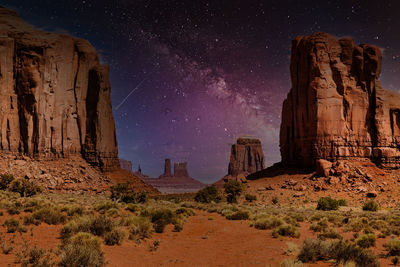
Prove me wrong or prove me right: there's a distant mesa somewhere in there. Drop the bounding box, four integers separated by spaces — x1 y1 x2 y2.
215 137 265 187
280 32 400 168
119 159 133 173
141 159 206 193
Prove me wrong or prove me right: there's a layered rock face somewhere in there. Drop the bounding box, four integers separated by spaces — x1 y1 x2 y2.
228 138 265 176
280 32 400 167
0 7 118 169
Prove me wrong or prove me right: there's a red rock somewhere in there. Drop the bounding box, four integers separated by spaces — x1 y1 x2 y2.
228 138 265 176
366 191 378 198
316 159 333 177
357 186 367 193
280 32 400 168
0 7 119 170
293 192 305 197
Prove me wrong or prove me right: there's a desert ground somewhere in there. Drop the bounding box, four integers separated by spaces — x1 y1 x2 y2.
0 166 399 267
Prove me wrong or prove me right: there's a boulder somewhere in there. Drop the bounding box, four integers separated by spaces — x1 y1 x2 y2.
316 159 333 177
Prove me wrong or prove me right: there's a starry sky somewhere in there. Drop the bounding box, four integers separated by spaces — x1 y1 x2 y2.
3 0 400 183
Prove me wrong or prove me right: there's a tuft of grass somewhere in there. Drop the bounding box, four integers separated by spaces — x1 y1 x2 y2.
363 200 379 211
385 239 400 256
355 234 376 248
316 197 340 211
225 210 249 220
254 217 283 230
59 232 105 267
4 218 27 233
272 224 300 238
104 228 126 246
128 216 153 241
32 207 67 225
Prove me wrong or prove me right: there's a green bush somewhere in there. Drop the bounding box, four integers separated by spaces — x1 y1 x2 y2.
60 215 114 240
245 194 257 202
298 239 379 267
355 234 376 248
9 179 41 197
225 210 249 220
4 218 26 233
0 173 14 190
110 182 147 204
194 186 221 203
363 200 379 211
59 232 105 267
254 217 283 230
316 197 340 211
128 216 153 240
104 228 126 246
385 239 400 256
151 208 175 233
272 224 300 238
18 246 56 267
32 207 67 225
224 180 243 203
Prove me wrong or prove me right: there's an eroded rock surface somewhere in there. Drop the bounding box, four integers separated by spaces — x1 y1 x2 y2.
280 32 400 168
0 7 118 170
228 138 265 176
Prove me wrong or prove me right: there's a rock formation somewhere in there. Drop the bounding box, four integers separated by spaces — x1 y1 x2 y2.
141 159 206 193
119 159 133 173
0 7 119 170
228 138 265 176
280 32 400 168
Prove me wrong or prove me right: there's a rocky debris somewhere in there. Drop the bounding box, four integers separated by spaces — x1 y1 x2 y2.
119 159 133 173
141 159 206 194
280 32 400 168
316 159 333 177
293 192 305 197
228 138 265 176
0 7 119 170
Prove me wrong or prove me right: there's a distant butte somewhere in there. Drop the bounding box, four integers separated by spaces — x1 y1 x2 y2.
280 32 400 168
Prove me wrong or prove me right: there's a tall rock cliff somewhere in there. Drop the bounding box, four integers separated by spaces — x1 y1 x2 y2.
228 138 265 176
280 32 400 167
0 7 118 170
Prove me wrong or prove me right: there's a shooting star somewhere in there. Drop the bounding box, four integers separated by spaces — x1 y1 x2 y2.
115 77 147 110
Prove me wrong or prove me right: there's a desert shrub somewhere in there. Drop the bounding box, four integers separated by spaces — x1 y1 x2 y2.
363 200 379 211
4 218 26 233
272 224 300 238
175 207 195 217
60 215 114 239
345 218 369 233
59 232 105 267
254 217 283 230
9 179 41 197
110 182 147 204
194 186 221 203
104 228 126 246
245 194 257 202
318 229 342 240
298 239 379 267
0 173 14 190
125 203 140 213
106 208 119 217
7 202 21 215
62 205 84 217
32 207 67 225
385 239 400 256
316 197 340 211
151 208 175 233
310 218 328 232
226 210 249 220
128 216 153 240
18 246 56 267
23 214 40 226
224 180 243 203
1 241 13 254
355 234 376 248
94 201 118 213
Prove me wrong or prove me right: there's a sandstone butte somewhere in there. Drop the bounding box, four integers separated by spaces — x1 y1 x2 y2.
0 7 157 193
280 32 400 168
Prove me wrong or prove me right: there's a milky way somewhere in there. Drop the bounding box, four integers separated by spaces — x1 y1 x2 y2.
3 0 400 182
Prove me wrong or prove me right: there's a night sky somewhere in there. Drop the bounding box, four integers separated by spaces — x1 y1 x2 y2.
3 1 400 183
